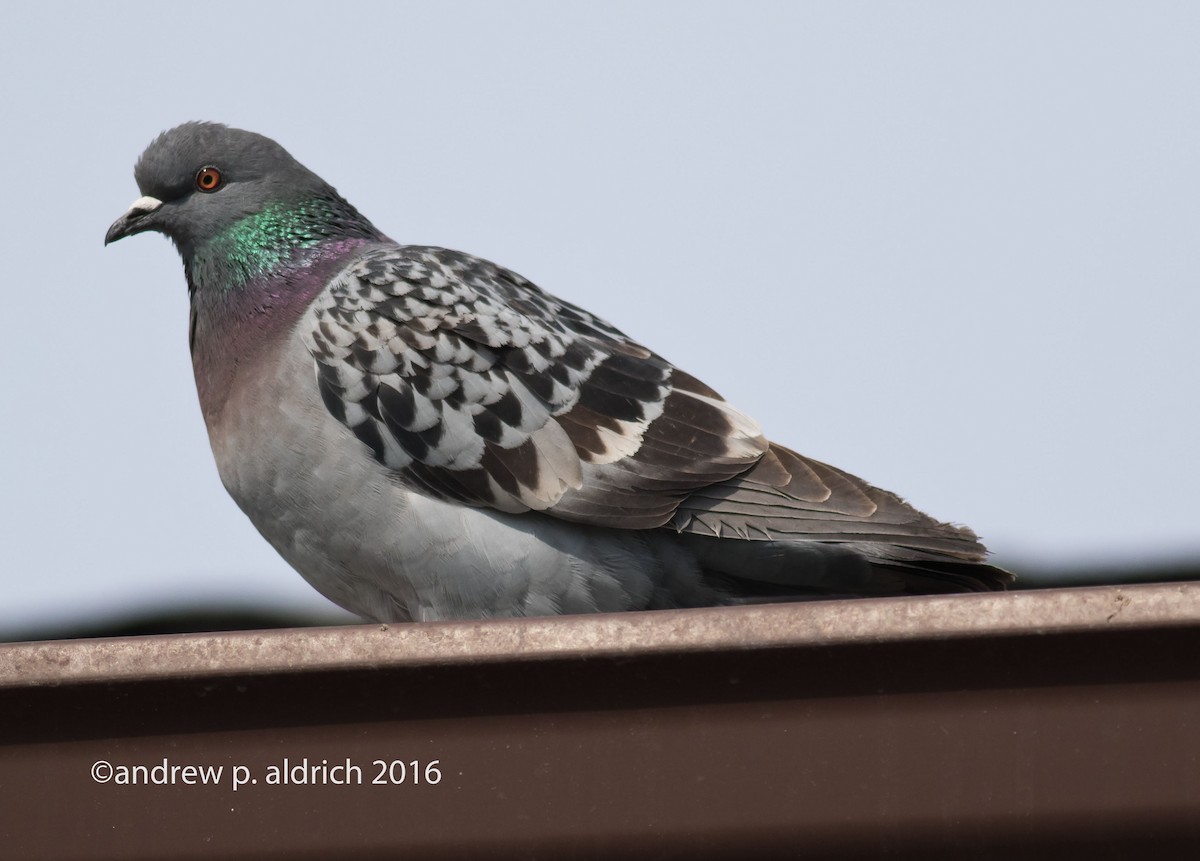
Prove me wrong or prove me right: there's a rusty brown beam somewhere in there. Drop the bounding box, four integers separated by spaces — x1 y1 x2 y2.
2 582 1200 859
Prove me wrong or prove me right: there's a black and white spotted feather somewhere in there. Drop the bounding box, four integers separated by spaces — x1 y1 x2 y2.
308 246 763 521
308 245 1009 592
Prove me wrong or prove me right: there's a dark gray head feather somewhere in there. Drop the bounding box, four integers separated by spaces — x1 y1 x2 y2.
107 122 379 261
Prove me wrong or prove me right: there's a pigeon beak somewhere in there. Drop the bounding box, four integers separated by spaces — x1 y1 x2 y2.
105 196 164 245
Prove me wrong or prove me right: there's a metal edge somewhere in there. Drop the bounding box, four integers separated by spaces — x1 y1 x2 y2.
1 582 1197 688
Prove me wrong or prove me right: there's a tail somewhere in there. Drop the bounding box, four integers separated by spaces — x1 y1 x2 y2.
675 532 1012 603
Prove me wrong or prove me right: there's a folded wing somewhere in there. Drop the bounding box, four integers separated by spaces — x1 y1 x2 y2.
307 244 1010 592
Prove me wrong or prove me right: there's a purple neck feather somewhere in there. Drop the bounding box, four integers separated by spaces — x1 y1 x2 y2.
189 237 377 425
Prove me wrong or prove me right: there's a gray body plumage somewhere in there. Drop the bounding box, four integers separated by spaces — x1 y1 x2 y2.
107 122 1010 622
207 268 711 620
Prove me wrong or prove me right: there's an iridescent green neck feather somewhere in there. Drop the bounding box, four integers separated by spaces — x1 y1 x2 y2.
187 195 381 292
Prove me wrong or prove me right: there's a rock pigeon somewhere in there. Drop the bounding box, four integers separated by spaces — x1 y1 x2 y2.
106 122 1011 622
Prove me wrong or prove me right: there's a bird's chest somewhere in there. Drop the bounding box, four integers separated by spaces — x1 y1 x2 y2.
200 314 376 528
196 320 427 616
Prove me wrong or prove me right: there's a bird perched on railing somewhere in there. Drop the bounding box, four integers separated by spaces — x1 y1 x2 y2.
106 122 1011 622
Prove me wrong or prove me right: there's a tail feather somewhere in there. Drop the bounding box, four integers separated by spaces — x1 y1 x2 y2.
675 532 1012 600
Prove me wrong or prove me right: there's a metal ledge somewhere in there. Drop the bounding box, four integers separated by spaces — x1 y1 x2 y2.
2 582 1196 688
3 583 1200 859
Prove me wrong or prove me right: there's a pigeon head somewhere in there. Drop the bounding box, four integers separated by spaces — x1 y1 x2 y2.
106 122 382 287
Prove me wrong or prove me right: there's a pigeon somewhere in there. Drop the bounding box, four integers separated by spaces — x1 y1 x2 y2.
106 122 1011 622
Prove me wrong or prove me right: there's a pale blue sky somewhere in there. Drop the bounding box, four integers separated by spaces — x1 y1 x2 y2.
3 2 1198 631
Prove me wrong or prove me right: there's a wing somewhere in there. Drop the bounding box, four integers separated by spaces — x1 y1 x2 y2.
307 244 1006 585
306 245 766 526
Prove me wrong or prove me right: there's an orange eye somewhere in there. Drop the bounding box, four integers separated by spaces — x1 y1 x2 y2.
195 166 223 192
